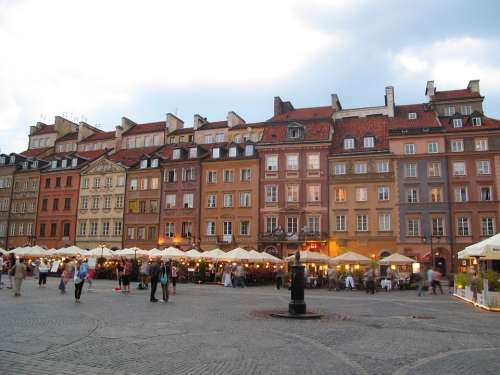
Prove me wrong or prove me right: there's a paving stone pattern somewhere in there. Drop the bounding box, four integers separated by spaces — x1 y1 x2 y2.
1 278 499 375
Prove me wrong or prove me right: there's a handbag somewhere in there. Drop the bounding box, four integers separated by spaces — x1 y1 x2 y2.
160 267 168 286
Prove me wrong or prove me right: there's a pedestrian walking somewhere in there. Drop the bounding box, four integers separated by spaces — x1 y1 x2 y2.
327 265 337 291
86 267 95 291
116 261 124 290
74 259 88 303
170 262 177 295
159 260 170 302
13 258 27 296
345 270 355 290
149 257 160 302
234 264 245 287
7 253 16 289
447 272 455 294
139 258 149 289
365 268 375 294
427 267 434 294
432 268 443 294
276 267 284 290
60 257 75 294
414 271 423 296
38 259 49 287
222 264 232 287
122 259 132 294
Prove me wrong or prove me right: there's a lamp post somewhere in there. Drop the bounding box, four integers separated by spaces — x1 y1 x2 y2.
422 235 441 270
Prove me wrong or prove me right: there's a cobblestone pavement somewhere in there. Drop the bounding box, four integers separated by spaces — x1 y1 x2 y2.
1 278 499 375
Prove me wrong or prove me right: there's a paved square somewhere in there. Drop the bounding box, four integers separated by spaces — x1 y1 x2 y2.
1 278 499 375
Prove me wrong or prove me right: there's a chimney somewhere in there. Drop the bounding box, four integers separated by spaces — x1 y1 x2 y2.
54 116 78 136
331 94 342 111
425 80 435 99
166 113 184 133
114 126 123 150
467 79 480 93
29 125 38 135
273 96 294 117
193 114 206 130
385 86 395 118
121 116 136 132
77 122 98 142
227 111 245 128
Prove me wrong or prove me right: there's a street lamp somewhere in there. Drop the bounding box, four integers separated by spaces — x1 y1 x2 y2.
422 235 441 270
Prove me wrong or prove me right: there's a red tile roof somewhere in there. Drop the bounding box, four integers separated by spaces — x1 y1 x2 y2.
110 146 163 167
268 106 334 122
168 127 194 136
430 89 482 102
75 150 109 160
197 121 228 130
57 132 78 142
31 124 56 135
20 147 53 158
123 121 166 135
388 104 441 129
332 115 389 154
440 115 500 132
80 131 116 142
260 120 331 144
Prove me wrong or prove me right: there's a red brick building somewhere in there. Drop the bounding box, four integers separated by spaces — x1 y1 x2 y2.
256 97 334 258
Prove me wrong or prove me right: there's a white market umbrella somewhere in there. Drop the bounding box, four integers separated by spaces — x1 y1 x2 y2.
54 245 88 257
0 248 8 255
458 233 500 260
379 253 415 265
88 246 114 258
260 251 284 264
200 248 225 260
285 250 332 264
9 246 43 257
184 249 202 259
148 248 164 257
330 251 371 265
163 246 185 259
114 248 139 258
217 247 251 262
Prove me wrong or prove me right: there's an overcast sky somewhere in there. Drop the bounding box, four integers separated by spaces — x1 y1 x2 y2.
1 0 500 152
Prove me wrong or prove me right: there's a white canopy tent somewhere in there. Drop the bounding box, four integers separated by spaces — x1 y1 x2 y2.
184 249 202 259
163 247 186 259
379 253 415 265
0 248 8 255
260 251 284 264
53 246 88 257
88 246 114 258
8 246 48 257
200 248 225 260
458 233 500 260
216 247 252 262
284 250 332 264
330 251 371 265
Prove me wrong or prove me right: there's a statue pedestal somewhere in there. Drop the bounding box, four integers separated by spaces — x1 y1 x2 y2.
289 264 306 314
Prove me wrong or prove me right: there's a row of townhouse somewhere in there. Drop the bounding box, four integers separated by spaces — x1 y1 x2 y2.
0 79 498 272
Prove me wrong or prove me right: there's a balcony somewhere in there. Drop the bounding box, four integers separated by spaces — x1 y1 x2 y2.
217 235 234 245
258 231 328 243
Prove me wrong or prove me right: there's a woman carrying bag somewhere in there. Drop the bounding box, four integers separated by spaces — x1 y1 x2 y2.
159 260 170 303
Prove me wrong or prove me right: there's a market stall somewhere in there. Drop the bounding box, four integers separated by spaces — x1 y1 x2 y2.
379 253 415 290
284 250 332 288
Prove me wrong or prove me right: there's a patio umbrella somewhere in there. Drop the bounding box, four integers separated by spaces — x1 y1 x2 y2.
458 233 500 260
114 248 139 258
285 250 332 264
330 251 371 265
8 246 45 257
88 246 114 258
53 246 88 257
200 248 225 260
379 253 415 265
0 248 8 255
260 251 284 264
217 247 251 262
163 246 185 259
184 249 202 260
148 248 164 257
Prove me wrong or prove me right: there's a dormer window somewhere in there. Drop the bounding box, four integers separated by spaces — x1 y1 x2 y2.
344 138 355 150
287 123 303 139
228 147 237 158
408 112 417 120
452 118 463 128
151 159 159 168
32 160 39 168
71 158 77 167
22 162 28 169
461 105 472 115
189 147 198 158
51 160 57 168
9 156 15 164
172 149 181 160
212 148 220 159
444 106 456 116
140 159 148 169
0 157 5 165
234 135 241 144
245 144 254 157
62 159 67 168
472 117 482 127
363 136 375 149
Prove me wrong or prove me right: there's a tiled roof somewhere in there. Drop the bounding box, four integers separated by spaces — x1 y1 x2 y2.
57 132 78 142
230 122 268 130
440 115 500 132
197 121 228 130
20 147 53 158
260 120 331 144
168 127 194 136
75 150 109 160
31 124 56 136
268 106 334 122
80 131 116 142
430 89 482 102
110 146 163 167
123 121 166 135
388 104 441 129
331 115 389 154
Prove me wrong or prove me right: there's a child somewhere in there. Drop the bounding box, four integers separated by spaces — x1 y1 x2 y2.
87 268 95 291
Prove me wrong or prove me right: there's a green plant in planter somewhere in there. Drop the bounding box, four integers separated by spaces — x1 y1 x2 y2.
198 260 207 283
483 270 500 292
455 273 471 289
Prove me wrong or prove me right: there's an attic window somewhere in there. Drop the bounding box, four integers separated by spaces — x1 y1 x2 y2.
343 138 355 150
189 147 197 158
61 159 67 168
287 123 303 139
51 160 57 168
151 159 159 168
452 118 463 128
408 112 417 120
140 159 148 169
234 135 241 144
0 157 5 164
22 161 28 169
363 136 375 149
172 149 181 160
32 160 39 168
212 148 220 159
472 117 482 127
245 144 254 157
72 158 78 167
10 156 15 164
228 147 237 158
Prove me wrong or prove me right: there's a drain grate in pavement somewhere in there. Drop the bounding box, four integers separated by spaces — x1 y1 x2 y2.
250 310 352 321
